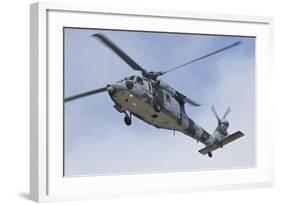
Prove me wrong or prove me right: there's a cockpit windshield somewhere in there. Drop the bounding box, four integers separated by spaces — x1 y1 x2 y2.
122 75 135 82
124 76 143 85
129 76 135 80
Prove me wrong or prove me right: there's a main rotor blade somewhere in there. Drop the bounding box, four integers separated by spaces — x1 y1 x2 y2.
211 105 220 122
93 33 147 74
222 107 231 119
160 41 241 75
64 87 107 102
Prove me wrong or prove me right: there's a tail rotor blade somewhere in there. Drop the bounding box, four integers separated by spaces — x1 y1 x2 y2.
211 105 220 122
222 107 231 119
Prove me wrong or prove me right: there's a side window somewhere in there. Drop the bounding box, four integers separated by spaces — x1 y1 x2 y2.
165 93 171 103
148 83 151 92
136 76 143 85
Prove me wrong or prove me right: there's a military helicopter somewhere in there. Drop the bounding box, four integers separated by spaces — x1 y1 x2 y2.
65 33 244 158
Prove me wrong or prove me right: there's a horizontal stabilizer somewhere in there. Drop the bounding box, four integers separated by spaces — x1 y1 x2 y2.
198 144 218 155
199 131 244 155
220 131 244 146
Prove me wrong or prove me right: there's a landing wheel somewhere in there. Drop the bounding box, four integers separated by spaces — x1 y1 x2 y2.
153 103 161 113
124 115 132 126
208 152 212 158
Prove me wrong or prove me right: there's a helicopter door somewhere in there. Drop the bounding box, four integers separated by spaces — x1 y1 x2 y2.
163 92 181 118
156 89 164 107
146 81 153 93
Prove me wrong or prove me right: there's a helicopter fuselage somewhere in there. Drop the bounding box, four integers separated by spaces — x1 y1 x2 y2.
107 75 212 145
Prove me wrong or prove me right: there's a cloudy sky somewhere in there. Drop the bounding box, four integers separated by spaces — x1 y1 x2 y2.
64 28 255 176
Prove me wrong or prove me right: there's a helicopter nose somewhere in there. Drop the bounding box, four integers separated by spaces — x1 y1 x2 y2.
107 82 128 93
107 85 115 93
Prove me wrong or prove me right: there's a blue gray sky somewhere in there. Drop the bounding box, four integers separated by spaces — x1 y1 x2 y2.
64 28 255 176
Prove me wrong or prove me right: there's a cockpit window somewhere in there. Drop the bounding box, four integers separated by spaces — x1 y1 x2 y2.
128 76 135 80
136 76 143 85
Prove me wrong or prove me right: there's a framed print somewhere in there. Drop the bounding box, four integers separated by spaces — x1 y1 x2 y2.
30 2 274 202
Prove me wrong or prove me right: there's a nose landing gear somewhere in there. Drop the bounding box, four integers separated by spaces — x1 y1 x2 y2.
124 112 132 126
208 152 212 158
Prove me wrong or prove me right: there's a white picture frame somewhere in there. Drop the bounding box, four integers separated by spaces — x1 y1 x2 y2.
30 2 274 202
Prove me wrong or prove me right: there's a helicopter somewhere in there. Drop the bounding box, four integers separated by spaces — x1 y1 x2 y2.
64 33 244 158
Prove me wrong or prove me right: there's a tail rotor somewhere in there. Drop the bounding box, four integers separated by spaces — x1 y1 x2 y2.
222 107 231 120
211 105 220 124
211 105 231 127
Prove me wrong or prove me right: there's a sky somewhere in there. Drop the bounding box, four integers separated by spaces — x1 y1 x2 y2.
64 28 256 176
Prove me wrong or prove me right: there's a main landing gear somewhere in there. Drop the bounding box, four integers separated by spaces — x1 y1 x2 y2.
124 112 132 126
208 152 213 158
